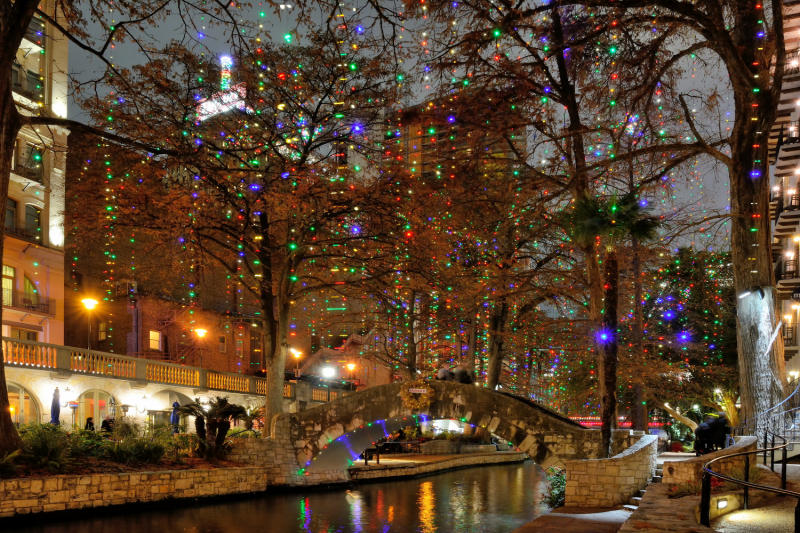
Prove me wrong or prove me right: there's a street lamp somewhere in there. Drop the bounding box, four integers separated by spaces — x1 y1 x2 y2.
347 363 356 382
195 329 207 368
81 299 98 350
290 348 302 377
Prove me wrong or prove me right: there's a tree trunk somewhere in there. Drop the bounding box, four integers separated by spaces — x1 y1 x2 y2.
653 399 698 431
725 0 785 433
728 104 785 429
600 252 619 458
632 236 647 432
261 294 283 438
486 300 509 390
0 79 22 454
467 310 478 378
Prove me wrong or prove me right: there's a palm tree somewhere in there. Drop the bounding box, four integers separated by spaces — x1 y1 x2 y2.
561 191 661 457
179 397 247 458
241 406 265 432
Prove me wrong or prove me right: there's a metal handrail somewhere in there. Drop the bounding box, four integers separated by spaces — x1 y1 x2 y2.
700 432 795 528
737 378 800 436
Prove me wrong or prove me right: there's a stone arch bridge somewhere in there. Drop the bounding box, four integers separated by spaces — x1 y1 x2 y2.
229 381 602 486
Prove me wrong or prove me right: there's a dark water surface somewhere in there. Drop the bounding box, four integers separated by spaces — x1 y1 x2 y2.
6 462 548 533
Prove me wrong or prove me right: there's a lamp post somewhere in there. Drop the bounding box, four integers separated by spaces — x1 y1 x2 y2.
347 363 356 384
290 348 302 378
81 299 98 350
195 329 207 368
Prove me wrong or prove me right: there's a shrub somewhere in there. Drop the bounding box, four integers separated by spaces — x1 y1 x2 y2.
541 467 566 509
227 428 260 438
70 429 107 458
104 420 170 464
721 465 762 492
19 424 73 473
667 480 703 498
0 450 21 478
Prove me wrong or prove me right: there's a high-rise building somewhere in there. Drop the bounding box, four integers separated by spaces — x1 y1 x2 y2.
6 8 67 345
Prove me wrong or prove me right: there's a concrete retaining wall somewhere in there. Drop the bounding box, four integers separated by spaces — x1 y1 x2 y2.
661 436 757 484
565 434 658 508
0 467 267 519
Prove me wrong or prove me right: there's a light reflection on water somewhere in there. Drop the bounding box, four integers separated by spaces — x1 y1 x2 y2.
6 461 548 533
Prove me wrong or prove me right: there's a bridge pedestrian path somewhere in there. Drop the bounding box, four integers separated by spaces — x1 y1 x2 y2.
712 464 800 532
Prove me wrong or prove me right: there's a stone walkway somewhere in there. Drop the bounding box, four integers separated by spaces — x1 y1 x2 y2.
711 464 800 532
511 507 630 533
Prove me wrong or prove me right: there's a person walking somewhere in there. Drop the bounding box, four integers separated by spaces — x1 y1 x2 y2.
84 417 95 431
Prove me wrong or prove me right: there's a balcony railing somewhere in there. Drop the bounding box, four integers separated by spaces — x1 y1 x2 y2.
2 289 54 315
5 226 42 244
1 337 349 403
23 20 44 45
784 324 797 346
11 64 44 102
12 165 44 184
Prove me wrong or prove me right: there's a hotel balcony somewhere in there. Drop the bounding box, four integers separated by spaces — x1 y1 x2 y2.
774 188 800 239
20 19 44 54
785 321 799 360
775 252 800 299
2 289 55 316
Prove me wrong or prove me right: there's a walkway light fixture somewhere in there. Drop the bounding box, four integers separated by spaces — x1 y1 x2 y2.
81 299 99 350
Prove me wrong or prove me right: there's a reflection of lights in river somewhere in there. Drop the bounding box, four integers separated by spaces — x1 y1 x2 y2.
299 497 312 532
346 490 364 533
418 481 437 532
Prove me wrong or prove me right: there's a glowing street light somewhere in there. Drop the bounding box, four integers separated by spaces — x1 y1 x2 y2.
322 367 335 378
81 299 99 350
195 329 208 367
291 348 302 377
347 363 356 382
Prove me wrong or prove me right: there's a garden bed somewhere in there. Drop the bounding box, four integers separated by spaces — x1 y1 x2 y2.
6 456 247 480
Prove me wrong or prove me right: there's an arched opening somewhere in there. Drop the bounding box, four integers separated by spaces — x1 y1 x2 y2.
77 389 111 430
146 390 192 428
7 382 40 426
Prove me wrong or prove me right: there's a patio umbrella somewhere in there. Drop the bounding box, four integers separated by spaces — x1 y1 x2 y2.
170 401 180 433
49 388 60 425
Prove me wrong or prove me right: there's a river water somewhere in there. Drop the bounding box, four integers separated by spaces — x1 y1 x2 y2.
7 461 549 533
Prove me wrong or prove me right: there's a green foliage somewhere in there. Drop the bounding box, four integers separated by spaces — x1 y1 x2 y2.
721 465 762 492
0 450 21 478
667 480 702 498
69 429 107 458
180 397 247 459
561 191 661 249
19 424 73 473
227 428 261 438
540 467 566 508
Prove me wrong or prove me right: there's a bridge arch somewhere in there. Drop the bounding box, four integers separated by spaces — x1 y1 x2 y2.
276 381 601 472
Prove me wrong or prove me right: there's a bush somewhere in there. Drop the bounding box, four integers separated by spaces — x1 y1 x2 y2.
70 429 107 458
0 450 21 478
226 428 261 438
667 480 703 498
104 420 169 464
540 467 566 509
19 424 73 473
721 465 762 492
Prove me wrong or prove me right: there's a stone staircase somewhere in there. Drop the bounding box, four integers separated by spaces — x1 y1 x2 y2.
622 464 663 512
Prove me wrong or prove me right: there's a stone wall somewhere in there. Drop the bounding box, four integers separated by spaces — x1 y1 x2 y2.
350 452 525 481
661 436 757 485
420 440 459 454
564 434 657 508
0 467 266 519
227 431 350 487
460 444 498 454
